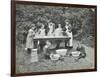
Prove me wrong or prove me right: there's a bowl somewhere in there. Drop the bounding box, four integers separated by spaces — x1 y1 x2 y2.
71 51 81 57
32 49 38 52
56 49 68 56
50 54 60 61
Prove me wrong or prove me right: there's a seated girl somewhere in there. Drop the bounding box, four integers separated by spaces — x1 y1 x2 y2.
70 42 86 62
76 42 86 59
43 42 64 61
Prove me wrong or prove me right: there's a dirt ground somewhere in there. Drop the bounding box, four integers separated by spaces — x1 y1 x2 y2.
16 40 95 73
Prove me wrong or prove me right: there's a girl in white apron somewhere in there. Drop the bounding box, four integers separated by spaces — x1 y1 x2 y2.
65 21 73 48
37 23 46 51
67 28 73 47
47 22 55 36
54 24 63 36
54 24 63 48
25 24 36 54
38 23 46 36
25 25 39 63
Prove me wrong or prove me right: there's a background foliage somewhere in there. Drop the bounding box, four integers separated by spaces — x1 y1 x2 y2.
16 4 96 47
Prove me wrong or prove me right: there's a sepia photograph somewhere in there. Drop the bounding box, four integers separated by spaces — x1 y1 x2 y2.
11 1 97 76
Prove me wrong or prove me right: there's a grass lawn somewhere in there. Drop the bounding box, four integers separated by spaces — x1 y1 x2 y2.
16 40 95 74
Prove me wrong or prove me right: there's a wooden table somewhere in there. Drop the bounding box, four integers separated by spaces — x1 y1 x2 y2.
33 36 71 49
33 36 70 41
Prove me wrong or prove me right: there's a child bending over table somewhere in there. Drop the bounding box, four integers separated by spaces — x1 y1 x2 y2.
43 22 56 58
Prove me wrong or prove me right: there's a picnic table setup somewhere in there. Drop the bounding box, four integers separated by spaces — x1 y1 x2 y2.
33 36 71 48
29 36 72 63
34 36 70 41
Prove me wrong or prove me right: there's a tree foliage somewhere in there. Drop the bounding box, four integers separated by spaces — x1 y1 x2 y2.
16 4 96 44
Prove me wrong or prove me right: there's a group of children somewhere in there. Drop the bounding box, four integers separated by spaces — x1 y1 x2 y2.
25 20 86 62
26 20 72 50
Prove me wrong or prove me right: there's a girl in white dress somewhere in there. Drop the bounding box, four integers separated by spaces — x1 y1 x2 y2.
37 23 46 51
54 24 63 36
47 22 55 36
65 21 73 48
38 23 46 36
54 24 63 48
25 24 36 54
67 25 73 47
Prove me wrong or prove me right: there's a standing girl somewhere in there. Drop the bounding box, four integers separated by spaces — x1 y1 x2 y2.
65 20 73 48
25 24 36 54
47 22 55 36
38 23 46 52
38 23 46 36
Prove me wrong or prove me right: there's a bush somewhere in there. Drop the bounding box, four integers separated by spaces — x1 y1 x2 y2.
16 4 96 45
